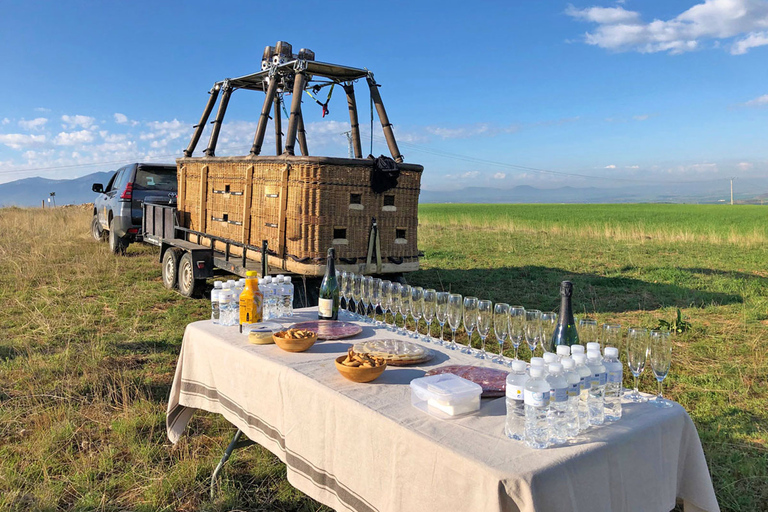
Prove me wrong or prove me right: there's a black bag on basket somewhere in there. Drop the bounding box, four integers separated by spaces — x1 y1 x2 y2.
370 155 400 194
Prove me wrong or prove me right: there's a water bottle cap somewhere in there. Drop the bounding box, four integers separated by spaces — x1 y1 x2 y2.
587 349 601 359
264 276 272 283
604 347 619 358
561 357 575 369
586 342 600 351
530 357 545 367
529 367 545 378
277 274 284 279
214 281 223 289
511 360 527 372
572 353 586 364
284 276 291 283
570 345 585 354
543 352 558 364
276 275 284 283
556 345 571 356
548 363 563 374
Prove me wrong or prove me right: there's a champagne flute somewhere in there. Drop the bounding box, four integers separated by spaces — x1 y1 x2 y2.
462 297 479 354
509 306 525 360
476 300 493 359
435 292 449 345
541 311 558 354
339 271 347 313
626 327 649 402
411 287 424 338
447 293 463 350
361 276 372 323
493 303 510 364
422 289 437 342
370 278 381 323
390 282 401 331
579 318 598 345
602 324 622 352
378 280 391 327
525 309 542 359
399 284 412 336
352 273 363 320
650 330 673 408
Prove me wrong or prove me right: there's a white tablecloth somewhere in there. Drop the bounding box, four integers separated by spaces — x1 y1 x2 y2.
167 308 719 512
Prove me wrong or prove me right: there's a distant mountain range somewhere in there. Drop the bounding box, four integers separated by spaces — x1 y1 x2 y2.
1 171 766 207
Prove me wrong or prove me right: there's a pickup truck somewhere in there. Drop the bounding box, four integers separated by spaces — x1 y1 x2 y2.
91 162 177 254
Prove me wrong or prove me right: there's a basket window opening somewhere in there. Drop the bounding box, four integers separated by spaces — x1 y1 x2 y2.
223 213 229 222
383 195 395 206
225 184 230 193
334 227 347 239
350 193 362 205
396 228 407 239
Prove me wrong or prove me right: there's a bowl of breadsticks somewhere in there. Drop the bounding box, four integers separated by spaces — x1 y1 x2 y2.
335 348 387 383
273 328 318 353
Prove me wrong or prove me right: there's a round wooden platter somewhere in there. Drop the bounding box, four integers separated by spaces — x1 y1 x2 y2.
353 339 434 366
289 320 363 340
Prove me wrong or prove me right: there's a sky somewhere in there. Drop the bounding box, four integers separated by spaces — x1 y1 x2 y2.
1 0 767 194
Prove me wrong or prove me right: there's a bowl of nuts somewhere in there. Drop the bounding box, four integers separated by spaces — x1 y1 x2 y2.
335 348 387 383
273 328 318 353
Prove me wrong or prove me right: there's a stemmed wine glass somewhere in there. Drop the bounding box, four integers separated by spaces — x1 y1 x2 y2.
525 309 542 359
379 280 391 328
399 284 412 336
411 287 424 338
509 306 525 360
361 276 372 323
447 293 463 350
579 318 598 345
650 330 673 408
602 324 622 352
422 289 437 342
541 311 558 354
493 303 510 364
462 297 478 354
339 271 349 318
352 273 363 320
390 282 401 331
370 278 381 323
476 300 493 359
435 292 449 345
626 327 649 402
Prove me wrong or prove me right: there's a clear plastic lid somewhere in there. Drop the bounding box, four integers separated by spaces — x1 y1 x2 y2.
556 345 571 356
511 360 527 372
543 352 558 364
586 342 600 352
570 345 585 354
604 347 619 358
587 349 602 360
548 363 563 374
529 367 545 378
410 374 482 404
561 357 575 369
530 357 545 367
572 353 587 364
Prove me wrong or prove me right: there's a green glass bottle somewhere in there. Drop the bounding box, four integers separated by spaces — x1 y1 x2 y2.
318 247 339 320
550 281 580 351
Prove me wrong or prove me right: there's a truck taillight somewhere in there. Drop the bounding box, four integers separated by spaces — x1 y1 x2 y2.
120 182 133 201
127 228 139 234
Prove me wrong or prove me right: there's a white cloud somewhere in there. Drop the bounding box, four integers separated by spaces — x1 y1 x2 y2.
605 164 617 169
54 130 95 145
493 172 507 179
738 161 754 170
743 93 768 106
627 165 640 169
61 114 96 130
34 107 51 113
633 114 650 121
461 171 480 179
0 133 48 150
567 0 768 54
2 118 10 125
19 117 48 130
425 123 519 140
114 113 140 126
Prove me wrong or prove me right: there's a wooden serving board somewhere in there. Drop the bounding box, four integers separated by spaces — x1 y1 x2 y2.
289 320 363 340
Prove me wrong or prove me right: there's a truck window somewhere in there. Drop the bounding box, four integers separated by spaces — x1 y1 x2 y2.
134 166 177 191
104 171 118 192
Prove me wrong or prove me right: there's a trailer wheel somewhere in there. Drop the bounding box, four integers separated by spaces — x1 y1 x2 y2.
108 219 127 255
162 248 182 290
91 215 107 242
177 252 203 297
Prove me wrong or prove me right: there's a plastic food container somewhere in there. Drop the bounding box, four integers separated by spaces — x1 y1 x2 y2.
410 374 483 419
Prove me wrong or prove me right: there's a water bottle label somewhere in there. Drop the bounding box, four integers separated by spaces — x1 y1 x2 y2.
581 375 591 390
506 383 525 400
599 371 607 386
550 387 568 403
318 298 334 318
524 389 550 408
568 382 580 397
608 370 622 383
590 373 600 387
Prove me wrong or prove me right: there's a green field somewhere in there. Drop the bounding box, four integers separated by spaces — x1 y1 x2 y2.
0 204 766 511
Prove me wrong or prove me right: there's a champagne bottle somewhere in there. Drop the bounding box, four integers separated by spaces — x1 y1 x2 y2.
550 281 580 351
318 248 339 320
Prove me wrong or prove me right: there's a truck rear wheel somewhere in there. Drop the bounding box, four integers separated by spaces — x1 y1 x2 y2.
162 248 182 290
177 252 203 297
91 215 107 242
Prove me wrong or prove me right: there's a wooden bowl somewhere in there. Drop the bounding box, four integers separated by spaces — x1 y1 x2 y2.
273 331 317 353
335 355 387 383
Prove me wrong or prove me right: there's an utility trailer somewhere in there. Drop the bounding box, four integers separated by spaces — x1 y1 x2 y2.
142 41 423 302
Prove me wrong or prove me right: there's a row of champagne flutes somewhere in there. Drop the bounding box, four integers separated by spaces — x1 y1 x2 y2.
336 271 675 406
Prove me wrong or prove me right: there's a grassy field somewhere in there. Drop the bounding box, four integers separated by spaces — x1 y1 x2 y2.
0 204 766 511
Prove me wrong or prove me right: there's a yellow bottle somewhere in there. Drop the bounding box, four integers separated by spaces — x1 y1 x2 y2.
240 271 263 327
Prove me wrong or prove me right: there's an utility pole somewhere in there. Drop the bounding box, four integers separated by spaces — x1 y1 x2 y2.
49 192 56 208
730 178 735 205
341 131 353 158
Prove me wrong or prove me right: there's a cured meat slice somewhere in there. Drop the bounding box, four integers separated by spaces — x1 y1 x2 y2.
425 365 509 398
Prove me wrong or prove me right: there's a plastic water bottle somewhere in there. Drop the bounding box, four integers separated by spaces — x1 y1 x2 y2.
546 363 569 446
572 353 592 432
524 366 551 449
227 280 239 324
505 360 529 441
556 345 571 361
603 346 623 422
283 276 294 316
219 284 232 326
586 348 607 426
561 357 581 439
262 277 273 320
211 288 221 324
543 352 558 367
275 275 285 317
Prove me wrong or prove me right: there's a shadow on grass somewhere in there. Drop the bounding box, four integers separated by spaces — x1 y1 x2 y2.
0 344 19 362
407 266 742 314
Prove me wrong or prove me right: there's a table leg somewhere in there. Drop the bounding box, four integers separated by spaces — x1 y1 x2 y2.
210 428 255 499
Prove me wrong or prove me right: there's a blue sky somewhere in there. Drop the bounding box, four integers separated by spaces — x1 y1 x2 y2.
1 0 767 193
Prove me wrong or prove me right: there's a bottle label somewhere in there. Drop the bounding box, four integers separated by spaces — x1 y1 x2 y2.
568 382 580 397
506 383 525 401
598 371 607 386
580 375 591 390
608 370 622 383
550 387 568 403
318 298 334 318
524 389 550 408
